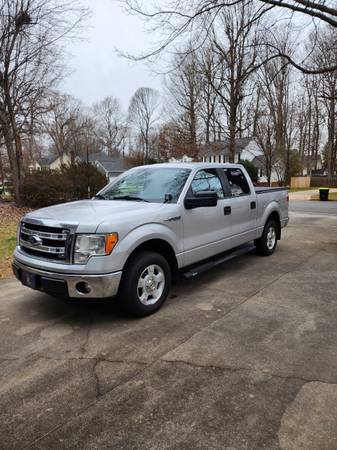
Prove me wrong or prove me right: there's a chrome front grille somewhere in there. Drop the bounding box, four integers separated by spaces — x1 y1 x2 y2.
19 221 74 262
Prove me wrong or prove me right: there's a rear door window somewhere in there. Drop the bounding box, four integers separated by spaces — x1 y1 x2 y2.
223 168 250 197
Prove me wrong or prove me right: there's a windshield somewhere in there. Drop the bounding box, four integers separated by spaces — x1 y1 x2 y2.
97 167 191 203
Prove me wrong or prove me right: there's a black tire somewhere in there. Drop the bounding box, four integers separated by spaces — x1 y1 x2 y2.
119 251 171 317
254 220 278 256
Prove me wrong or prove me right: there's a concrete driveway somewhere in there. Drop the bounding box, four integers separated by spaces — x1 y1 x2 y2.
1 207 337 449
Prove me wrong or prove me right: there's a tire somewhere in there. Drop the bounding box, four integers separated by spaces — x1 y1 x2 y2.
255 220 278 256
119 251 171 317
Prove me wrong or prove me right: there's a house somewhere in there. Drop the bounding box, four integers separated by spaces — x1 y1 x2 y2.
199 137 279 182
302 155 324 176
168 155 194 164
85 152 128 181
31 154 71 171
31 152 128 182
199 137 263 164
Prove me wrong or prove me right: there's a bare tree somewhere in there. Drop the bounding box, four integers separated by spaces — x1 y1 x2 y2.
309 26 337 175
128 87 160 162
166 49 202 155
197 45 222 143
122 0 337 74
210 3 260 162
0 0 88 202
92 96 127 156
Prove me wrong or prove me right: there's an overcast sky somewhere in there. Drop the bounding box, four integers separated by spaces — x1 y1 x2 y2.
61 0 162 111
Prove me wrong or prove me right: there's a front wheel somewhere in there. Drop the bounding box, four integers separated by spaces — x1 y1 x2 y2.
255 220 278 256
119 251 171 317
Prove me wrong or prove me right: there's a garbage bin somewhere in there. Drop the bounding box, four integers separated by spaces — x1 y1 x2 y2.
319 188 329 201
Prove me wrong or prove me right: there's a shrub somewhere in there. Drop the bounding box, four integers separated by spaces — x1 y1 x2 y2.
21 163 108 208
240 159 259 183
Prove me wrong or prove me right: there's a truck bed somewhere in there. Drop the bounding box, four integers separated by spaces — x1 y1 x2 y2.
255 186 288 194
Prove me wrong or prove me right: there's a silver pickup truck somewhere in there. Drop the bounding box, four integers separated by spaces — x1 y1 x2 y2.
13 163 288 316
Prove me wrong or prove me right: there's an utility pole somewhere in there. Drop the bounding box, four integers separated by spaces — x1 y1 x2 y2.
86 144 91 199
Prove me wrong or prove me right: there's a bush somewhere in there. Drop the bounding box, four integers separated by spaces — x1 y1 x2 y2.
240 159 259 183
21 163 108 208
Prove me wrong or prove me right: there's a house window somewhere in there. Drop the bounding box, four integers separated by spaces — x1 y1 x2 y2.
218 155 221 163
259 169 263 177
238 153 241 161
209 156 212 163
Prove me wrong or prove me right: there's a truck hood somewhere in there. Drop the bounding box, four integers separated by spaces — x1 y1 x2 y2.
24 200 171 233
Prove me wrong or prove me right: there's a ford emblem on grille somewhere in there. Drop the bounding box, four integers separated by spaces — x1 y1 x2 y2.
29 235 43 246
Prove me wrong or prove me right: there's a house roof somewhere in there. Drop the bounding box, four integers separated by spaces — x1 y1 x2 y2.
38 156 57 166
199 137 257 157
87 152 128 173
250 156 266 170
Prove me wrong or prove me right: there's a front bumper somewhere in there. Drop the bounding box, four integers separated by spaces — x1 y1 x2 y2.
12 259 122 299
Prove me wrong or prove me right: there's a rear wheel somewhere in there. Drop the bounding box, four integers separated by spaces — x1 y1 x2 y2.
255 220 278 256
119 251 171 317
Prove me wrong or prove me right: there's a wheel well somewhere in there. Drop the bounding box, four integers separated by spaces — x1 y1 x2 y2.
267 211 281 239
125 239 178 275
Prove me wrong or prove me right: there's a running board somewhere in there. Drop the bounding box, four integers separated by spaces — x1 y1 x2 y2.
183 244 255 279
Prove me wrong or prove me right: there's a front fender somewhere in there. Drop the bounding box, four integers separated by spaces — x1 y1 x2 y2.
97 223 182 273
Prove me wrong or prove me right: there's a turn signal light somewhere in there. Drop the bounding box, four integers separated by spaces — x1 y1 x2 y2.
105 233 119 254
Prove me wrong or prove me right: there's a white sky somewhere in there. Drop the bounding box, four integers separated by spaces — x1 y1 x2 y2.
61 0 162 111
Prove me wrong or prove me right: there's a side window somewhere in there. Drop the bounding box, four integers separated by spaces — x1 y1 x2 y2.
224 168 250 197
191 169 224 199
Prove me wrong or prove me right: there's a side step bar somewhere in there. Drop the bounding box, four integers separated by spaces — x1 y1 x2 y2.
183 244 256 279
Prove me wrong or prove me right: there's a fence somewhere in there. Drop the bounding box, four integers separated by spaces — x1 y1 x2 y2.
291 176 337 188
310 177 337 188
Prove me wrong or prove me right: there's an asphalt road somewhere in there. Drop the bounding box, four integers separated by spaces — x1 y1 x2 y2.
289 199 337 215
1 210 337 449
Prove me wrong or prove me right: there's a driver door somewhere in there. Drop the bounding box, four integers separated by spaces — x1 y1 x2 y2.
182 168 232 266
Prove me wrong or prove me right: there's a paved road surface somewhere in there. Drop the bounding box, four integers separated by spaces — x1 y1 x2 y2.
290 199 337 215
1 211 337 449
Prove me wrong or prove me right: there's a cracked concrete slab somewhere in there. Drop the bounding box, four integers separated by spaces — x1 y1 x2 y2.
279 382 337 450
31 361 304 450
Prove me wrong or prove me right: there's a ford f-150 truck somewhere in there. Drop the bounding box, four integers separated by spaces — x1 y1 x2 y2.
13 163 289 316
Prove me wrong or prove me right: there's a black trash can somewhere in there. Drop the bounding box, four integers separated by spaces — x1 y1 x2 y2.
319 188 329 201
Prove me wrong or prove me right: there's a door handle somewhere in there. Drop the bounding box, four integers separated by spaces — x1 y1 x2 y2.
224 206 231 215
250 201 256 210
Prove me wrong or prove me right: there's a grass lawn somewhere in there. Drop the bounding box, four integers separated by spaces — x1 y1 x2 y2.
289 187 317 192
0 203 31 279
0 224 17 279
310 193 337 201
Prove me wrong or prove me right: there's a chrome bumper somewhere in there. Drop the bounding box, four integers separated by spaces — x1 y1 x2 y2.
12 259 122 299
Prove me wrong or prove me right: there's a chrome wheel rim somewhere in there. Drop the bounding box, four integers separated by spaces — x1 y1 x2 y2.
266 226 276 250
137 264 165 306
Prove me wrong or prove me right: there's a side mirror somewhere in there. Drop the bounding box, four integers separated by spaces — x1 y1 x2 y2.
184 191 218 209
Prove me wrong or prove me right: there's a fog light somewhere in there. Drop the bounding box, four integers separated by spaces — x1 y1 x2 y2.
76 281 91 294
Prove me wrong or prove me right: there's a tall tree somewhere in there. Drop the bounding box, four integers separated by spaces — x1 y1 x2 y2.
210 3 260 162
0 0 87 202
166 50 202 155
128 87 160 162
92 96 127 156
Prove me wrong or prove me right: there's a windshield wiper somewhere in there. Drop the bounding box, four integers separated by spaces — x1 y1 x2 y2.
93 194 106 200
112 195 149 202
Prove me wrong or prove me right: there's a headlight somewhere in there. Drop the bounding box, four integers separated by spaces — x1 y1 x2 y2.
74 233 118 264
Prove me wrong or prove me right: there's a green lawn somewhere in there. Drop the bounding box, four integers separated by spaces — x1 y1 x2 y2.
0 224 17 279
310 193 337 201
289 187 317 192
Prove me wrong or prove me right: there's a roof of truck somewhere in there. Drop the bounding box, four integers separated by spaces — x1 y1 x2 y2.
138 162 244 170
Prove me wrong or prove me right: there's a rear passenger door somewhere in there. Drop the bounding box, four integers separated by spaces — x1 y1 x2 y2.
221 168 258 246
